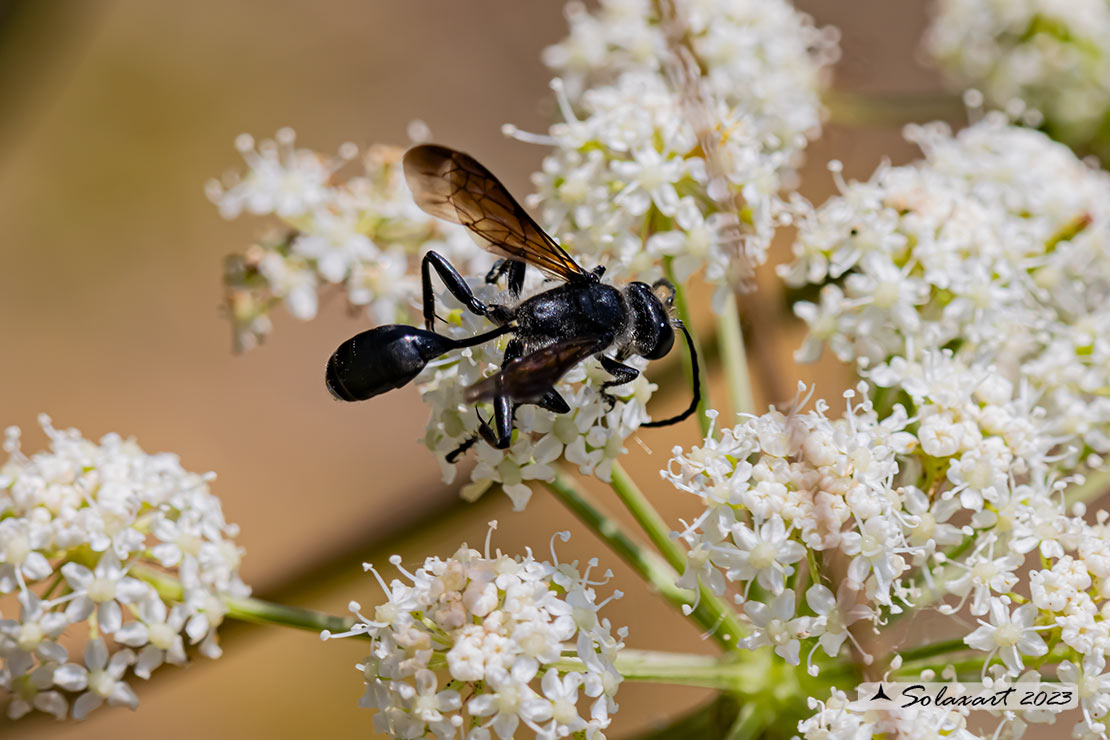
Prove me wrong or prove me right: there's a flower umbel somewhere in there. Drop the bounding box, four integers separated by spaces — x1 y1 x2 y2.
210 130 488 351
522 0 838 303
924 0 1110 160
0 416 248 720
323 526 625 740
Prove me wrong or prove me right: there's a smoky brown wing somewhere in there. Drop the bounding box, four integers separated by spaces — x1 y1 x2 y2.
464 337 602 404
403 144 588 282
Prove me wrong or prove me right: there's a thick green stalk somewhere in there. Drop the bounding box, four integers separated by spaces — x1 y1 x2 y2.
897 637 973 664
545 471 743 649
629 695 742 740
609 461 746 645
135 557 761 692
129 562 354 634
717 291 755 417
825 89 965 127
542 473 687 604
225 596 354 634
609 462 688 575
725 701 772 740
555 649 750 691
665 258 713 438
893 645 1074 680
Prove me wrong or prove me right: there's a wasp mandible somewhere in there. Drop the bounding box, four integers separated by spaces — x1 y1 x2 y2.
325 144 700 461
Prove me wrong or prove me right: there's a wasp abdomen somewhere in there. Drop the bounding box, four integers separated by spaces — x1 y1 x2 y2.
326 325 456 402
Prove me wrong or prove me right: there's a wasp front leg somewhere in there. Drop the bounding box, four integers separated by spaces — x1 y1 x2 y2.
485 259 527 298
597 356 640 411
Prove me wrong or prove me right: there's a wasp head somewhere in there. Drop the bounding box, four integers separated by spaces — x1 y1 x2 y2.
623 280 676 360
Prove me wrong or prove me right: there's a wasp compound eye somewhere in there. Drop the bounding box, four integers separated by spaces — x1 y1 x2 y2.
326 325 457 402
625 282 675 360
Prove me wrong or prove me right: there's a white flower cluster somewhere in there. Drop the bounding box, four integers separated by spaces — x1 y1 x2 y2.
522 0 837 304
0 416 247 721
923 0 1110 160
783 114 1110 466
323 527 625 740
661 345 1076 647
662 390 910 674
665 363 1110 736
797 687 979 740
208 129 486 351
868 353 1110 739
418 291 656 510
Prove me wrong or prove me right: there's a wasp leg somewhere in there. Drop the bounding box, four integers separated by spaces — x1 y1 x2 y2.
484 340 519 449
475 403 513 450
502 340 569 414
505 260 526 297
496 341 569 415
537 389 570 414
597 356 640 411
445 435 480 464
422 250 500 331
485 259 508 284
445 338 522 464
485 259 526 298
484 259 515 287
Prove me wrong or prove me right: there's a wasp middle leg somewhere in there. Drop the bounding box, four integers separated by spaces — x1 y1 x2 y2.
444 338 572 462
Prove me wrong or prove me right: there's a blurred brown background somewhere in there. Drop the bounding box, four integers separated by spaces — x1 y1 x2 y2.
0 0 946 737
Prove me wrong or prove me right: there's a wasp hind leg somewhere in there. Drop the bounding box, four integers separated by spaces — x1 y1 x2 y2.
422 251 513 331
597 356 640 411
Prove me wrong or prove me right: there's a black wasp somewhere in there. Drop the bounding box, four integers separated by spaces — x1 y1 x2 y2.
325 144 700 461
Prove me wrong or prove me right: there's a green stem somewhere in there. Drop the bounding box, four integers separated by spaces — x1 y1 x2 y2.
225 596 354 634
542 473 688 605
129 562 354 635
893 645 1074 680
725 701 771 740
136 552 760 691
1045 212 1092 253
628 694 742 740
609 461 746 646
609 461 686 573
555 649 751 691
665 258 713 438
897 637 972 664
825 89 966 127
717 291 755 417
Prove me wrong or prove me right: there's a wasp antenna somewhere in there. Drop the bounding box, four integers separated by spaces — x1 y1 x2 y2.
641 321 700 428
